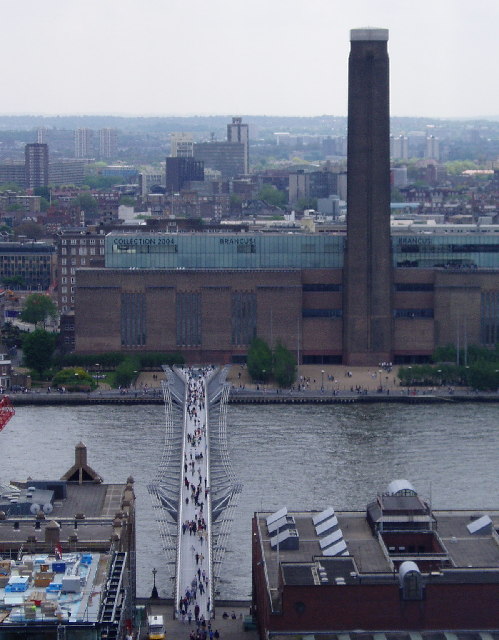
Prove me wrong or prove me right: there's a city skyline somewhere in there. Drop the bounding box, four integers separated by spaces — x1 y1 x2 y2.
2 0 498 120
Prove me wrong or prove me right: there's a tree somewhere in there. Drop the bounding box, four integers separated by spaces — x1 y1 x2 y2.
445 160 478 176
272 341 296 388
1 322 23 348
119 196 136 206
83 175 121 189
14 221 46 240
467 363 499 391
2 275 26 289
52 367 97 392
432 344 456 363
22 329 57 375
114 356 140 388
247 338 272 383
0 182 23 193
257 184 287 207
391 187 405 202
20 294 57 327
72 192 98 215
34 186 51 200
6 203 23 212
295 196 317 212
230 194 243 214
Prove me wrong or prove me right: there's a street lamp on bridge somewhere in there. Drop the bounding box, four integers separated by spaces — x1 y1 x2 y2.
151 567 158 599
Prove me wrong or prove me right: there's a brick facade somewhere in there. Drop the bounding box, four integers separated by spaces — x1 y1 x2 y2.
75 266 498 364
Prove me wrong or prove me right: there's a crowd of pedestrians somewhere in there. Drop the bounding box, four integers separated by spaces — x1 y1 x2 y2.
177 369 213 628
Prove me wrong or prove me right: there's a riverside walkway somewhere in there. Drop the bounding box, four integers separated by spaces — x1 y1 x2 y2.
8 387 498 405
148 366 240 623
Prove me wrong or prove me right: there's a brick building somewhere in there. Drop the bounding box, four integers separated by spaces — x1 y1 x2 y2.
72 230 499 363
55 231 106 313
72 29 499 365
252 482 499 635
0 442 135 640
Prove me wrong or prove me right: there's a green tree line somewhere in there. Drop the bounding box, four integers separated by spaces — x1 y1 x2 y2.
399 343 499 391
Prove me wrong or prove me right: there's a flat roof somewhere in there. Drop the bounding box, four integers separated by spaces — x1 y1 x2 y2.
0 483 127 546
256 509 499 594
6 483 125 519
0 552 108 624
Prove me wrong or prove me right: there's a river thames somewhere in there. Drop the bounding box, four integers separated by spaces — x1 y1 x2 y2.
1 402 497 599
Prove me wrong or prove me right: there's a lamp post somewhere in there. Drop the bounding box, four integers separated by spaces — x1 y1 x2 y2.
321 369 325 392
151 567 158 599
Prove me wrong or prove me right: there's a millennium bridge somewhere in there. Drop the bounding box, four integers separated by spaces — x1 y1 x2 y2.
148 366 241 621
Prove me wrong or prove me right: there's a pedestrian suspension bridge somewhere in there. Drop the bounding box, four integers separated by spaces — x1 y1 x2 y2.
148 366 241 621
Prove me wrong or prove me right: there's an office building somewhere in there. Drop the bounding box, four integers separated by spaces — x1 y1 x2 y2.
101 165 138 182
170 132 194 158
252 481 499 635
25 143 49 189
139 172 166 197
193 142 245 179
166 157 204 193
227 117 249 174
289 168 338 204
0 242 55 291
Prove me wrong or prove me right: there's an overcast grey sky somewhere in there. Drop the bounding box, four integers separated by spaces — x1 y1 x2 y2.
2 0 498 118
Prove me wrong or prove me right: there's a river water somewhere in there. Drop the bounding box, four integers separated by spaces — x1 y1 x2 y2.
2 402 498 600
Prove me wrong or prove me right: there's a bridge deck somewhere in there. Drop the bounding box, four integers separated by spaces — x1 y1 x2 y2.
175 370 213 622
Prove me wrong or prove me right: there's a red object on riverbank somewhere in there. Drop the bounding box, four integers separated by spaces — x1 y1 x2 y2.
0 395 15 431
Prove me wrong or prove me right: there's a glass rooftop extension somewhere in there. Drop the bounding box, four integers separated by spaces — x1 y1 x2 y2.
104 232 499 270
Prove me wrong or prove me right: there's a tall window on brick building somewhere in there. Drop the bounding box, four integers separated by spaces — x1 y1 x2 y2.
176 292 201 346
231 292 257 345
481 291 499 346
121 293 146 347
